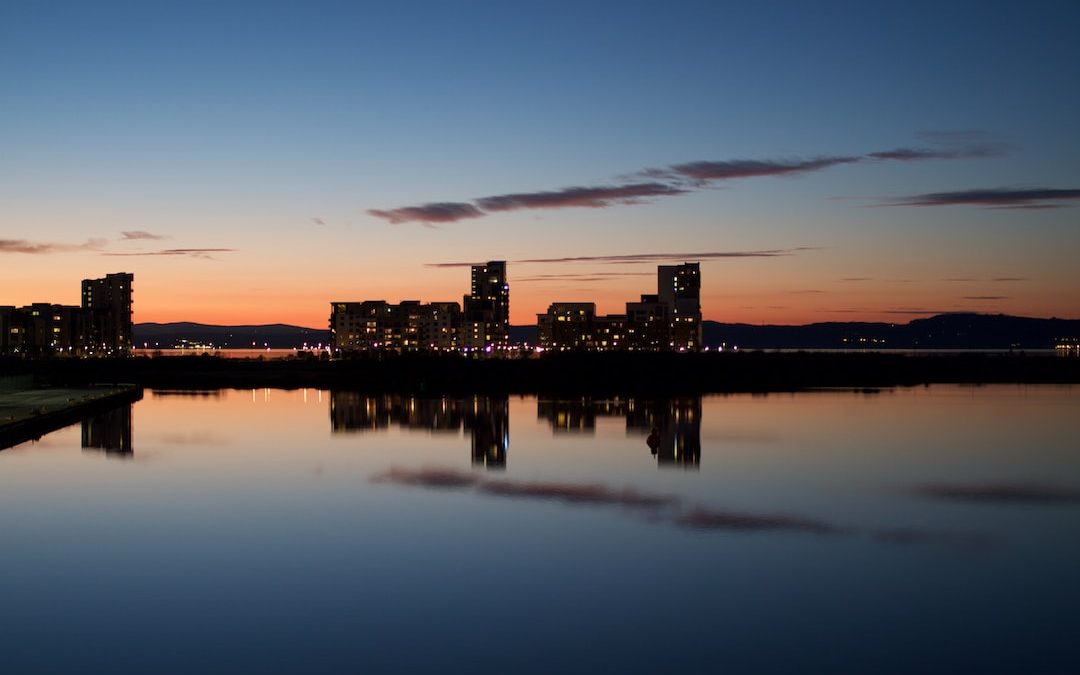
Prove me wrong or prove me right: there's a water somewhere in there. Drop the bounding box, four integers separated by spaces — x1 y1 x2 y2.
1 386 1078 674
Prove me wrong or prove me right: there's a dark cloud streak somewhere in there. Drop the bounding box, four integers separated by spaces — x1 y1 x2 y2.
369 136 1008 224
367 202 486 225
885 188 1080 209
1 238 105 254
427 248 814 268
120 230 167 240
661 157 860 184
476 183 687 212
103 248 237 260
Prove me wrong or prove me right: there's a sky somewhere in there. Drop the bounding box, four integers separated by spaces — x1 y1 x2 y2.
2 0 1079 327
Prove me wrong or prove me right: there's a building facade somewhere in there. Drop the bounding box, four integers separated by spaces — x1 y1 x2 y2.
330 261 506 353
463 261 509 350
537 263 702 352
83 272 135 354
1 273 133 356
658 263 701 350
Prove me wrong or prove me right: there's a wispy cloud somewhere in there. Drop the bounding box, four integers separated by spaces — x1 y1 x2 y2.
367 202 486 225
0 238 105 254
963 295 1010 300
476 183 687 212
515 272 655 283
104 248 237 260
885 187 1080 209
655 156 860 185
869 131 1008 161
369 134 1013 224
427 248 814 268
992 277 1028 282
311 217 326 226
908 483 1080 504
839 277 873 282
120 230 167 241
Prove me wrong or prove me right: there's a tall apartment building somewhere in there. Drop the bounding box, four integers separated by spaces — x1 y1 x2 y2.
537 263 702 352
82 272 134 353
1 273 133 356
463 261 509 349
658 263 701 350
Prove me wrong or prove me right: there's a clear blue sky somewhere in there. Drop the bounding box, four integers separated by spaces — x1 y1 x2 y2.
3 0 1078 325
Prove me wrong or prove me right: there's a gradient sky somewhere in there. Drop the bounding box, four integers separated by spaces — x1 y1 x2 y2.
3 1 1079 327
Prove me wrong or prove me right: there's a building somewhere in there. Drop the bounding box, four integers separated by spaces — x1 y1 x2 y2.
537 303 595 350
1 273 133 356
83 272 135 354
536 263 702 352
625 294 670 351
330 261 506 353
420 302 463 350
463 261 509 350
658 263 701 351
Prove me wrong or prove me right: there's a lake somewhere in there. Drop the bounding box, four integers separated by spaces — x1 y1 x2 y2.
1 385 1077 674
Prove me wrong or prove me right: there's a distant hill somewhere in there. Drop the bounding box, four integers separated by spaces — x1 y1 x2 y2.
135 322 330 349
138 313 1080 351
703 313 1080 350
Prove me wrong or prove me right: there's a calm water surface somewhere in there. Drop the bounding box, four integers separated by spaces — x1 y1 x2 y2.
2 386 1078 673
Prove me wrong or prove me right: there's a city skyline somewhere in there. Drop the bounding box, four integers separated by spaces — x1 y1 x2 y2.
3 2 1079 327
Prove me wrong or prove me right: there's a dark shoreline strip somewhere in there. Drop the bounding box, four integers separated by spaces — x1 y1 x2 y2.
0 385 144 451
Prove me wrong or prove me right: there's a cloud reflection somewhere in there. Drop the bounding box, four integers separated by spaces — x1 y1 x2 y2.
478 479 678 509
371 466 481 489
909 483 1080 504
873 528 996 552
676 506 840 535
372 466 839 535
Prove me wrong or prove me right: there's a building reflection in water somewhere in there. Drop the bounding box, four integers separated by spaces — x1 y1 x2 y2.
81 404 134 458
538 397 702 469
329 393 508 469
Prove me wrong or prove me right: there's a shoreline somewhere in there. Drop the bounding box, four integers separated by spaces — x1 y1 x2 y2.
3 352 1079 395
0 385 144 450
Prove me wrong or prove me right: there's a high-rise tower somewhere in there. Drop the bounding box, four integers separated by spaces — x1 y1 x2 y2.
657 263 701 351
463 261 509 349
82 272 134 354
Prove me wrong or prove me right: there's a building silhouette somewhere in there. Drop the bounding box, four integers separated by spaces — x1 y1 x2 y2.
538 263 701 351
330 261 507 353
83 272 135 354
463 261 510 350
658 263 702 351
330 392 508 469
1 273 134 356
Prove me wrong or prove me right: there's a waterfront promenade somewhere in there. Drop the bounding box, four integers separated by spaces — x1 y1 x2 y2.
0 385 142 450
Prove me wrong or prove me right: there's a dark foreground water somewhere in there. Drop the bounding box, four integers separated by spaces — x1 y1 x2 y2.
1 386 1078 674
